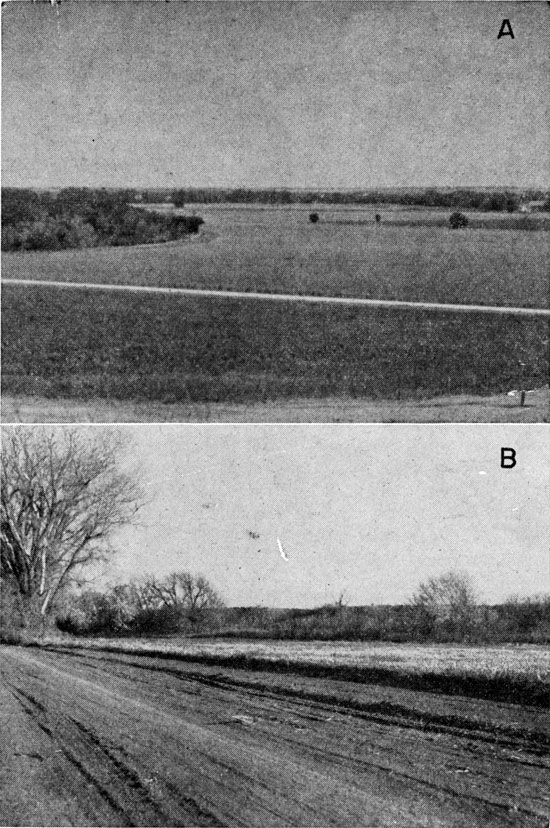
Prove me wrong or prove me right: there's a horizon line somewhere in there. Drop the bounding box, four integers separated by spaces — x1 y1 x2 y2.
3 184 550 193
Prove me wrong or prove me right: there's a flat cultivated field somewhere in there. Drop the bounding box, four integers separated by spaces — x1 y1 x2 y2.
3 284 548 406
1 643 549 827
3 205 549 307
2 205 548 415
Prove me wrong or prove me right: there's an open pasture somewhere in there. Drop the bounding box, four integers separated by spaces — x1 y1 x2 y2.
2 283 548 405
2 204 549 309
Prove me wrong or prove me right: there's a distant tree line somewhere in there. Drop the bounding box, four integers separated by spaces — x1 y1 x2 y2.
54 571 549 644
1 188 203 252
151 187 550 212
194 597 549 644
3 188 549 253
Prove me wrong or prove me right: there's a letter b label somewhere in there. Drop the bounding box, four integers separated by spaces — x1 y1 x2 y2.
501 448 517 468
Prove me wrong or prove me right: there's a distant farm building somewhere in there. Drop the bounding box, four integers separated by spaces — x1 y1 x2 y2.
519 200 546 213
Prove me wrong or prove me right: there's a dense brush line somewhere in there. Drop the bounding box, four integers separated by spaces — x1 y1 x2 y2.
1 189 203 252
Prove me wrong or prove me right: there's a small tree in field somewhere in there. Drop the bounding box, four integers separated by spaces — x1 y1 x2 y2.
172 190 186 209
1 428 141 636
449 211 468 229
410 570 478 641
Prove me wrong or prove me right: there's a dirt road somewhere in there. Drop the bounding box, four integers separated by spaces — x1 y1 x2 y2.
3 278 550 316
1 646 549 827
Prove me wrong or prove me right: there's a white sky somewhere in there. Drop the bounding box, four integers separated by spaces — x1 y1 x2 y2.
84 424 550 607
3 1 549 188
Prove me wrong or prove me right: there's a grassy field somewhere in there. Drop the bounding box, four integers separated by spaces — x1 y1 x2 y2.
2 284 548 404
4 205 547 411
3 205 549 309
37 637 550 706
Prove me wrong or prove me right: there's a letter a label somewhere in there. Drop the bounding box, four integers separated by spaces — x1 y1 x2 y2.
497 20 514 39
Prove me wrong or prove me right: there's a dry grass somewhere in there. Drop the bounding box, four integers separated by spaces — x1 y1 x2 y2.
40 636 550 686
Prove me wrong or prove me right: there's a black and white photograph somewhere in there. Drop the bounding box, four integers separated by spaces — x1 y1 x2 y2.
1 1 549 423
1 424 549 825
1 2 549 827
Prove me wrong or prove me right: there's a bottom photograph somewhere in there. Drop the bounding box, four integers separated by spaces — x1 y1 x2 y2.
1 424 548 828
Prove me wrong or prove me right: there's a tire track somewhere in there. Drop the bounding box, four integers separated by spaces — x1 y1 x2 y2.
56 648 550 756
32 647 550 823
5 679 221 827
3 646 549 827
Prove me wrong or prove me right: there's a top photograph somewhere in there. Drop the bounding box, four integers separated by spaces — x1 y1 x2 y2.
2 0 549 423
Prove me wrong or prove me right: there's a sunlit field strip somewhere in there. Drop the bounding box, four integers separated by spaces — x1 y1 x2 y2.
43 637 550 683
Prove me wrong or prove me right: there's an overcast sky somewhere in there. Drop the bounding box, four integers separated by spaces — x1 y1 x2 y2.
87 424 550 608
3 1 549 189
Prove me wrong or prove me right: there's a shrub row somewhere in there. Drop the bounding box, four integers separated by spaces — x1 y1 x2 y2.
52 600 550 645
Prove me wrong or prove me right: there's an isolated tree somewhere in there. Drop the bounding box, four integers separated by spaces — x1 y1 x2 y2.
410 570 478 641
1 428 140 629
172 189 186 209
449 211 468 229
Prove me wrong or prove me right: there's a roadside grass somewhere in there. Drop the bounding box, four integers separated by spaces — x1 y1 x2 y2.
3 389 549 423
2 285 547 404
3 213 548 309
33 637 550 707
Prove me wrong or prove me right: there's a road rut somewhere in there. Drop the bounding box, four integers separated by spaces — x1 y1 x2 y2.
1 646 548 827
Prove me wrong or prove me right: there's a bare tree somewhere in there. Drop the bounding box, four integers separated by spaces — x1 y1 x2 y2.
125 578 166 612
411 570 478 641
144 571 224 613
1 427 141 627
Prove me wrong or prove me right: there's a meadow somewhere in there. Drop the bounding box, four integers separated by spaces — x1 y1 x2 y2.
3 204 549 309
3 284 548 404
3 204 548 411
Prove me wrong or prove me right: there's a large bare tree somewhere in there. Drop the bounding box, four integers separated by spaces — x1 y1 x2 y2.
1 427 140 625
137 571 224 612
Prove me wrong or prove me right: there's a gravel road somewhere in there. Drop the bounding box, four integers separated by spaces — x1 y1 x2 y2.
1 646 548 827
3 279 550 316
